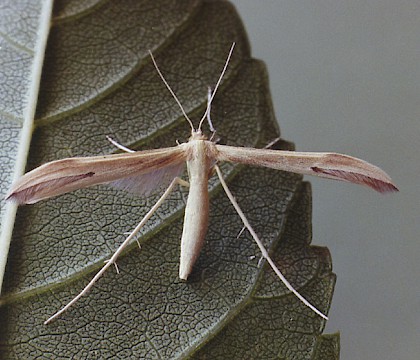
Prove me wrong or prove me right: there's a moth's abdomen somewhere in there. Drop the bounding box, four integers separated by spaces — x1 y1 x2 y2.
179 141 212 280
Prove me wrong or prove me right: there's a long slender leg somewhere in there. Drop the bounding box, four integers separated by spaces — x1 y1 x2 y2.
45 177 189 324
235 136 283 239
106 136 135 153
214 165 328 320
206 87 216 133
106 136 142 250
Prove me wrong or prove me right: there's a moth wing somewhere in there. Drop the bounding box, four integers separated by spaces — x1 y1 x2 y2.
109 161 185 195
7 146 187 204
215 145 398 193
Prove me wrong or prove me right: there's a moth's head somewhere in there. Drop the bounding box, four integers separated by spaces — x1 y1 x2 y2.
189 129 207 141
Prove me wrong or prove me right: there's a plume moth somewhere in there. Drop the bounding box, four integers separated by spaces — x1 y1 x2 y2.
7 43 398 324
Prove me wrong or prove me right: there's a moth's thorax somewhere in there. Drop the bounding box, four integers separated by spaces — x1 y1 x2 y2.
183 133 218 166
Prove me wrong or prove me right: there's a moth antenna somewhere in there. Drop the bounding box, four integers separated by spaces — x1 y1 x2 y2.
148 50 195 133
198 42 236 131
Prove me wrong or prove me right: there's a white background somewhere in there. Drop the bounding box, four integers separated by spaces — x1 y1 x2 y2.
231 1 419 359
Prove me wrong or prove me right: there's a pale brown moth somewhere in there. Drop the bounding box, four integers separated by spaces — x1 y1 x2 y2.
7 43 398 324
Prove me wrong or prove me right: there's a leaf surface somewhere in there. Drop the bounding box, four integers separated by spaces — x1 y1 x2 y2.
0 1 338 358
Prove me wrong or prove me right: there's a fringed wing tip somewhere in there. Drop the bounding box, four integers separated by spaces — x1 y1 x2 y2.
369 180 398 194
311 167 398 193
5 190 30 205
5 172 96 205
6 186 47 205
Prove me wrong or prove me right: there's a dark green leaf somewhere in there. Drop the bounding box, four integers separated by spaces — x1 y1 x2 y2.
0 1 338 358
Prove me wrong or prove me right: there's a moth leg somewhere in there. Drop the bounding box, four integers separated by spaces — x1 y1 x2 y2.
122 232 142 250
236 226 246 239
214 165 328 320
236 137 283 240
44 176 189 324
206 86 216 133
106 135 135 153
103 259 120 274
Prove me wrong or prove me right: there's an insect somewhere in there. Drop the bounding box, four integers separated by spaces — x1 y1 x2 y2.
7 43 398 324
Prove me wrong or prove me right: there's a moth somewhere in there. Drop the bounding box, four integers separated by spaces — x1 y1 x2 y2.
7 43 398 324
